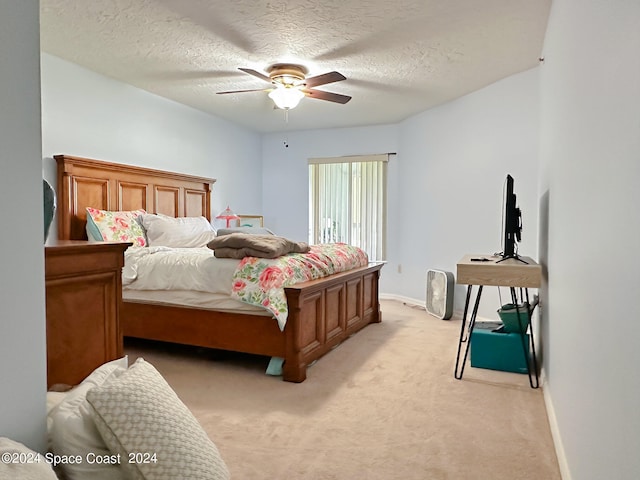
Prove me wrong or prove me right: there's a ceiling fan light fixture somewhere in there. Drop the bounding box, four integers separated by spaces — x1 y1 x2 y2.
268 86 305 110
219 64 351 108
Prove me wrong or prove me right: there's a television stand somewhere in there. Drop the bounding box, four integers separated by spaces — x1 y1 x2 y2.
454 254 542 388
496 254 529 264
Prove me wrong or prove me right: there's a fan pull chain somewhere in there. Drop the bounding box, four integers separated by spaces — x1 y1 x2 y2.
282 109 290 148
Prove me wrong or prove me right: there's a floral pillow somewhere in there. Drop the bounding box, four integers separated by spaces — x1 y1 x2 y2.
86 208 147 246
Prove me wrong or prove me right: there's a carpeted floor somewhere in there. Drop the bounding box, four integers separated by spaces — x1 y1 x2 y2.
125 299 561 480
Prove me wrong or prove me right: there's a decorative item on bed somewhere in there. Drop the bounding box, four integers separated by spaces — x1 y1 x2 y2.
55 154 383 382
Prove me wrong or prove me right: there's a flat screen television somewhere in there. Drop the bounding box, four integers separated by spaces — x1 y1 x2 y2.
501 174 522 260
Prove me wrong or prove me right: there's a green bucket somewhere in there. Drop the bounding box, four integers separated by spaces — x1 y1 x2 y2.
497 303 530 334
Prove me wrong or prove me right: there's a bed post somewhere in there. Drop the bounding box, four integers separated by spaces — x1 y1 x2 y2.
282 290 306 383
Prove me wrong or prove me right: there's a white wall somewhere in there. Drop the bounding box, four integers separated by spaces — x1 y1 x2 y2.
40 53 263 235
395 69 540 318
539 0 640 478
261 70 540 318
0 0 47 451
261 124 400 241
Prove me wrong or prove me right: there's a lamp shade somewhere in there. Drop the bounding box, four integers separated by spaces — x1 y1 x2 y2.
216 206 240 227
268 86 305 110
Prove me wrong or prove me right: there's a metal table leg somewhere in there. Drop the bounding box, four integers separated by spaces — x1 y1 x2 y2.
510 287 539 389
454 285 483 380
454 284 540 389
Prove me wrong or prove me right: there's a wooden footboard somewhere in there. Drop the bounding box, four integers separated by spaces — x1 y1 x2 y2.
122 262 383 382
282 263 383 382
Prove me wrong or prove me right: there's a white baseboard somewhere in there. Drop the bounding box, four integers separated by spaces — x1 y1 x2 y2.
379 293 424 308
379 293 495 322
541 372 572 480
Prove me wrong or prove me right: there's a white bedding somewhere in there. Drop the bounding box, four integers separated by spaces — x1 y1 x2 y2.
123 290 270 315
123 246 239 294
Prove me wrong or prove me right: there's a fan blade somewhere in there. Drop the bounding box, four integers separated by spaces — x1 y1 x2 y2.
302 88 351 104
304 71 346 88
216 88 272 95
238 68 272 83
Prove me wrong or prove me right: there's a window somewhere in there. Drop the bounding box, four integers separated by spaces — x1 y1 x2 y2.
309 154 388 262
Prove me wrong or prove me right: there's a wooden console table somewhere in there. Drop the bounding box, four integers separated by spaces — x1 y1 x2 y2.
454 254 542 388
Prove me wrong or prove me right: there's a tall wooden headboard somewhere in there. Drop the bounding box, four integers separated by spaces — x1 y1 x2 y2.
55 155 216 240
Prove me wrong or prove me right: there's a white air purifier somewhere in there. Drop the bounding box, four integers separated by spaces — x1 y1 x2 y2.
426 269 455 320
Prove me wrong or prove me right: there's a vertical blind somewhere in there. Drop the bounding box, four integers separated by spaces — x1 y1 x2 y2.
309 154 388 262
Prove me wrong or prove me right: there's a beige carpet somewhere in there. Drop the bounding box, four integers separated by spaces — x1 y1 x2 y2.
125 300 561 480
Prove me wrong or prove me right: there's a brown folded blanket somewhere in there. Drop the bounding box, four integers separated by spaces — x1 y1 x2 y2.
207 232 310 259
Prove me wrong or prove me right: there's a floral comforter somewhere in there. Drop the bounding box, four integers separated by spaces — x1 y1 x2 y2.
231 243 369 330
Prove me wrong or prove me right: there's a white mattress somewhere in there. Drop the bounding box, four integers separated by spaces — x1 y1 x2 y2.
122 289 271 316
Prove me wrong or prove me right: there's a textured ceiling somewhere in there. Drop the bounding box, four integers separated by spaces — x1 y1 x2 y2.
40 0 551 133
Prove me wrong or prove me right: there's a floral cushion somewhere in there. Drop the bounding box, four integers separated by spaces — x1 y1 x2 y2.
86 208 147 246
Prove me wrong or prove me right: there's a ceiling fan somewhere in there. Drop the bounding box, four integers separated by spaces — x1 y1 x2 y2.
216 63 351 110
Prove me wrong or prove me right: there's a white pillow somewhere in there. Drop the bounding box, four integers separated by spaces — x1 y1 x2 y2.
86 358 230 480
141 214 217 248
46 391 68 451
48 357 129 480
0 437 58 480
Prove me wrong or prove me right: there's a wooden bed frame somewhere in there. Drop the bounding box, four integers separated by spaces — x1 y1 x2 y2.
55 154 383 382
